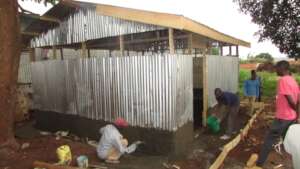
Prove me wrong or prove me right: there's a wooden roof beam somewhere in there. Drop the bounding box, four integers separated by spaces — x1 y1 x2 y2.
22 31 40 36
21 13 61 23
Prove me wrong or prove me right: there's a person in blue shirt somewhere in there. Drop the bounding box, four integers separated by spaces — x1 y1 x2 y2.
215 88 240 140
244 70 260 101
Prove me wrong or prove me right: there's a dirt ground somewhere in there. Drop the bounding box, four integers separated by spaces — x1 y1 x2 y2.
1 102 293 169
223 102 293 169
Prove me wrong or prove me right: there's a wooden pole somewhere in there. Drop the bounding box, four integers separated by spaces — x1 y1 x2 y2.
203 56 208 126
33 161 80 169
81 42 87 58
60 48 64 60
220 46 223 56
229 46 232 56
29 48 35 62
168 28 175 54
52 46 57 59
236 45 239 57
188 33 193 55
87 49 91 58
119 35 124 56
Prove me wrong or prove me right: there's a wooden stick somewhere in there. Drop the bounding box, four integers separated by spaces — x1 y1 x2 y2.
168 28 175 54
33 161 80 169
209 106 264 169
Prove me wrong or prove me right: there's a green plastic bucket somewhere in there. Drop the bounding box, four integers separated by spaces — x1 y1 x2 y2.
207 115 220 133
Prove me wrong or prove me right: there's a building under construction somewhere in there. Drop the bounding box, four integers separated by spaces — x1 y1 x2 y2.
19 1 250 155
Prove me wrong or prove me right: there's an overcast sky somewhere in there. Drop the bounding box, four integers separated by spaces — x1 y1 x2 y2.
19 0 287 59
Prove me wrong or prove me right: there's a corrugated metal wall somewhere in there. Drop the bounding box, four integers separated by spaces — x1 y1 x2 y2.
18 52 32 84
31 54 193 131
30 7 164 48
206 56 239 107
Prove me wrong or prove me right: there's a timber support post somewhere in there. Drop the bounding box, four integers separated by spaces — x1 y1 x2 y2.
60 48 64 60
203 56 208 126
87 49 91 58
168 28 175 54
188 33 193 55
81 42 87 58
236 45 239 57
52 46 57 59
120 35 124 56
29 48 35 62
219 45 223 56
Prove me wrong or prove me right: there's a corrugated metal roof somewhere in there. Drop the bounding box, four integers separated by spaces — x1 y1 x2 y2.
22 0 250 48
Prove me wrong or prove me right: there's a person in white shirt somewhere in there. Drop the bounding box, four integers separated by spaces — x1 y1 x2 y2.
97 118 141 164
284 124 300 169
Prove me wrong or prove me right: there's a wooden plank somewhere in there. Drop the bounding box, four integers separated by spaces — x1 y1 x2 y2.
87 49 91 58
120 35 124 56
81 42 87 58
209 108 264 169
21 31 40 36
202 56 208 126
29 48 35 62
33 161 80 169
188 33 193 54
52 46 57 59
193 57 203 88
21 13 61 23
168 28 175 54
60 48 64 60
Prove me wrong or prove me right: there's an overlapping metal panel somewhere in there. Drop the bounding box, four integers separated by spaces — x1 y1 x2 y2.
30 7 164 47
31 54 193 131
18 52 32 84
206 56 239 107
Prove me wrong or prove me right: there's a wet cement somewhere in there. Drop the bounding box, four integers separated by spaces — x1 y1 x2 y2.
33 110 193 157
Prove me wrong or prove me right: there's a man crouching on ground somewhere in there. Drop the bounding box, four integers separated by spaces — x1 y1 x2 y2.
97 118 140 164
214 88 240 140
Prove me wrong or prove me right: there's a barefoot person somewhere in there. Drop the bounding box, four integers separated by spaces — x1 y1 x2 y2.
255 61 299 167
97 118 141 163
214 88 240 140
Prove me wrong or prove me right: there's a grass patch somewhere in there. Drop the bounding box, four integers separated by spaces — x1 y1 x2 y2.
239 69 300 98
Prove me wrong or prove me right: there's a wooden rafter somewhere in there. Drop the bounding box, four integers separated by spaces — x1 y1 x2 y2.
21 13 61 23
21 31 40 36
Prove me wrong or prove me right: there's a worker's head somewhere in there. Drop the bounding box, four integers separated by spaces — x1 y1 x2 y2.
251 70 257 80
114 117 128 128
276 60 290 76
214 88 223 99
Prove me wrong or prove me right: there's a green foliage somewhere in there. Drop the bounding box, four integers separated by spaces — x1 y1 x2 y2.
255 53 273 62
211 47 220 56
239 69 300 98
234 0 300 58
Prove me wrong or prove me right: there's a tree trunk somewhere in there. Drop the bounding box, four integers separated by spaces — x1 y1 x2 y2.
0 0 21 152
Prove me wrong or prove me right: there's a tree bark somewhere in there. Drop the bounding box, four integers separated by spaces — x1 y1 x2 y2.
0 0 21 151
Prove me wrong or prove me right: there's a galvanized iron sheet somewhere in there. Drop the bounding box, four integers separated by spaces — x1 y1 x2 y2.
30 7 164 48
206 56 239 107
18 52 32 84
31 54 193 131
